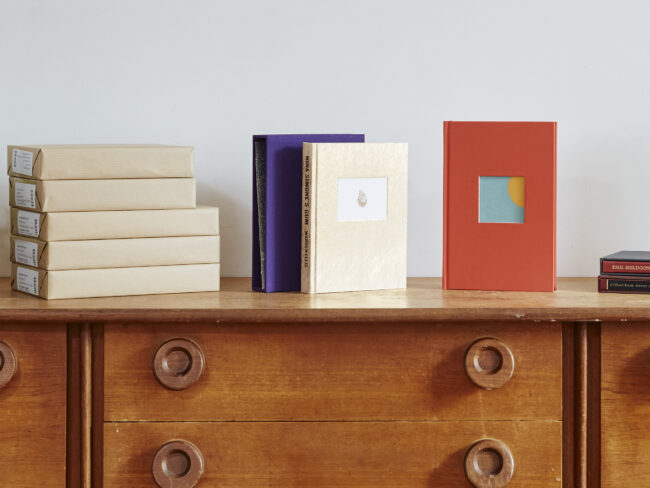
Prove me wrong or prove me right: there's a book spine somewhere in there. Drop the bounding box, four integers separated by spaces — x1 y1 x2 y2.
599 276 650 293
552 122 557 290
301 143 316 293
442 122 450 289
601 260 650 274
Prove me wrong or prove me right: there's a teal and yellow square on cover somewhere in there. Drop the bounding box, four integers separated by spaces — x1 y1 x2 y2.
479 176 525 223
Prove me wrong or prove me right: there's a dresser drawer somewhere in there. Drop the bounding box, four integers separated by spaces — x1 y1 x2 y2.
104 321 561 421
0 324 66 487
104 420 561 487
602 322 650 486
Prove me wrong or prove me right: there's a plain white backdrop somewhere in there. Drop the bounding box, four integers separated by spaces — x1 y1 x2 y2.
1 0 649 278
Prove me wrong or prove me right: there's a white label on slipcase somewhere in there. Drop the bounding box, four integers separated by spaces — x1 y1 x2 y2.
15 182 36 208
14 240 39 267
16 266 39 296
17 210 40 237
12 149 34 176
337 177 388 221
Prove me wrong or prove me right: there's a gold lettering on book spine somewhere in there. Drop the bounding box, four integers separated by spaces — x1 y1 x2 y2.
303 155 310 269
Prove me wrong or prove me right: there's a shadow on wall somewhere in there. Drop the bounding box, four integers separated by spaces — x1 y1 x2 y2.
197 181 250 278
558 130 650 277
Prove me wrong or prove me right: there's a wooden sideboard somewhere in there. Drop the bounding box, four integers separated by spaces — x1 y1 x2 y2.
0 277 648 487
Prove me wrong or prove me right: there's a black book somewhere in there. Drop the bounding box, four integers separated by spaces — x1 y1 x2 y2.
600 250 650 276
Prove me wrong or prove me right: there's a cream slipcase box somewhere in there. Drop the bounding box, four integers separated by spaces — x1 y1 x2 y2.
11 263 220 300
10 206 219 241
9 177 196 211
10 235 220 270
8 144 194 179
7 144 220 299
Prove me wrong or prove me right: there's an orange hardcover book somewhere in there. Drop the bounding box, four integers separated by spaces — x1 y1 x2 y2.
443 121 557 291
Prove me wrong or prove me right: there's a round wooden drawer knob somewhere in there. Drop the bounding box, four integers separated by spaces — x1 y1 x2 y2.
0 341 17 389
153 338 205 391
464 438 514 488
464 337 515 390
152 440 204 488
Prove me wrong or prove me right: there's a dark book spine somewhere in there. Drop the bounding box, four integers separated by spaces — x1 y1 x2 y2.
602 260 650 274
599 276 650 293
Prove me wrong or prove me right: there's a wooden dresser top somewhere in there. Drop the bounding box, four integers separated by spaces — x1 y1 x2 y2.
0 277 649 323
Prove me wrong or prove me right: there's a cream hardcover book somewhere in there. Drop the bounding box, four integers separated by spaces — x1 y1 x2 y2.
301 142 408 294
9 177 196 212
10 235 220 270
10 206 219 241
7 144 194 180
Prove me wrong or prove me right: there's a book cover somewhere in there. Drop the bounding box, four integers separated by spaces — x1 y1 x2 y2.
443 121 557 291
7 144 194 180
301 142 407 294
10 235 220 270
12 263 220 299
9 177 196 212
10 206 219 241
601 250 650 275
252 134 364 292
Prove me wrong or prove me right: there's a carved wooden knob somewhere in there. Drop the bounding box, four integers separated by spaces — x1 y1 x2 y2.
464 337 515 390
464 438 514 488
152 440 204 488
153 338 205 391
0 341 17 389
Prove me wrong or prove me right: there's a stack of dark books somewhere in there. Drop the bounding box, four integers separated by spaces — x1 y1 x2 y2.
599 251 650 293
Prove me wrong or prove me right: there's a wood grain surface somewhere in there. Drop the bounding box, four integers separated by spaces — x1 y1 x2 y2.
104 321 561 422
92 325 105 488
0 324 66 487
103 420 561 487
81 324 92 487
1 277 650 323
562 324 576 488
601 322 650 486
67 324 82 488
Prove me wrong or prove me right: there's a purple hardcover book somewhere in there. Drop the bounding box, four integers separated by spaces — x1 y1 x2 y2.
253 134 365 292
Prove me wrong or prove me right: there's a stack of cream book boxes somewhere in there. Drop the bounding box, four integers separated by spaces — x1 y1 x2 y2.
7 145 220 299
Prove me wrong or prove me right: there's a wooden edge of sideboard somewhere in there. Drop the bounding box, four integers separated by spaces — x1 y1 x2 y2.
586 324 601 487
67 324 81 488
562 323 575 488
91 324 105 488
2 308 650 324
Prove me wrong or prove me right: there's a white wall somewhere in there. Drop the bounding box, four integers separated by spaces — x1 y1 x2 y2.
2 0 649 278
